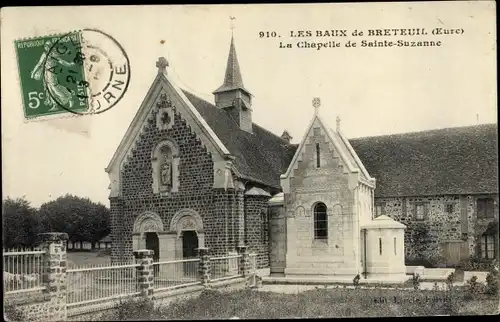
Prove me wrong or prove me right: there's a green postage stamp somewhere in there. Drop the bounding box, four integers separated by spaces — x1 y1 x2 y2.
15 32 90 119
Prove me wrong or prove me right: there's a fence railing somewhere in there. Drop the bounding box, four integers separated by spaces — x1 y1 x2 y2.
152 258 200 291
66 262 140 307
210 254 241 281
3 247 45 294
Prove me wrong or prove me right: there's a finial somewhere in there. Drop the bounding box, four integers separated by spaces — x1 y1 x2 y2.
230 16 236 37
336 116 341 131
312 97 321 115
156 57 169 74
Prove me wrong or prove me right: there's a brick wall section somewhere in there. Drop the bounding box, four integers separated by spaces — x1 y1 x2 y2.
111 102 243 263
244 195 270 268
376 194 499 263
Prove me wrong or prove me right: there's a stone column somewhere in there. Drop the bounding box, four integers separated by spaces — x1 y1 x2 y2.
236 245 251 277
158 232 177 281
38 232 69 321
133 249 154 298
197 247 211 287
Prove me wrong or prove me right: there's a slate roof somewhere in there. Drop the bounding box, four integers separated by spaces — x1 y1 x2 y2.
350 124 499 197
183 90 498 197
183 90 296 189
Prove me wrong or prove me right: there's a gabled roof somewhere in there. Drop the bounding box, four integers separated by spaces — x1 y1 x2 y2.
182 90 295 189
105 70 231 174
281 113 364 180
350 123 499 197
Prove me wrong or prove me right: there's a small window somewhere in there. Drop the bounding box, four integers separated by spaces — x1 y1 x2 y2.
394 237 397 255
480 234 495 259
379 238 383 255
414 203 426 221
314 203 328 239
446 204 454 214
316 143 321 168
477 198 494 218
375 204 385 217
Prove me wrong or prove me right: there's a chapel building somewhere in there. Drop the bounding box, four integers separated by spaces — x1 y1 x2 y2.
105 35 499 277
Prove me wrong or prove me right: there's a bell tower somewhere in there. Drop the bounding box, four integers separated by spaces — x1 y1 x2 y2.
213 28 253 133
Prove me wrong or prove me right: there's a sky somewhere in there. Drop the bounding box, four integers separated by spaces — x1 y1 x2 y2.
1 2 497 207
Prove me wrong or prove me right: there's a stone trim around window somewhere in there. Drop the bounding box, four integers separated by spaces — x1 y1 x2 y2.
413 202 428 221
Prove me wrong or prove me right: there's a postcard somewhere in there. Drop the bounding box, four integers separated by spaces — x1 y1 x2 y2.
1 2 498 320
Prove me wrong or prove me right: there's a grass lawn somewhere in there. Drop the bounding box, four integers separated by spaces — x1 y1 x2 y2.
67 251 111 267
104 287 499 320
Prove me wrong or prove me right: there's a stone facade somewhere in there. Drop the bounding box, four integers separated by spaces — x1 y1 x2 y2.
109 90 269 268
243 195 270 268
375 194 499 265
280 117 379 276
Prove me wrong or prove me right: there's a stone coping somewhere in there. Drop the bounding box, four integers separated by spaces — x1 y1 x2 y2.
262 275 410 285
67 277 247 317
463 271 489 283
4 292 50 306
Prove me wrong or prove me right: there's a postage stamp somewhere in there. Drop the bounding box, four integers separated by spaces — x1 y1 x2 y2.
15 29 131 120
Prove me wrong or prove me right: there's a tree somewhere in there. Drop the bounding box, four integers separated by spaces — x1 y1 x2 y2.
38 194 110 245
2 198 43 248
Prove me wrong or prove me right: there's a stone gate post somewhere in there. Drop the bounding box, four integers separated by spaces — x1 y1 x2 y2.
197 247 210 287
236 245 251 277
38 232 69 321
133 250 154 298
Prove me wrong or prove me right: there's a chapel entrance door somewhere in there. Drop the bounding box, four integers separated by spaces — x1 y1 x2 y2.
269 207 286 275
145 232 160 276
182 230 199 277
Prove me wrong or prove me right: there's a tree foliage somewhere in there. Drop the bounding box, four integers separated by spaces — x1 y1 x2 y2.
2 198 42 248
39 194 110 243
2 194 110 248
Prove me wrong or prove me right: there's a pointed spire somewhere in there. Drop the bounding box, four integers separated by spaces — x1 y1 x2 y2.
213 33 249 94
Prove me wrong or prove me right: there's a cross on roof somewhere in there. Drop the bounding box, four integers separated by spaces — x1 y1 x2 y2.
230 16 236 35
156 57 169 74
312 97 321 115
336 116 341 131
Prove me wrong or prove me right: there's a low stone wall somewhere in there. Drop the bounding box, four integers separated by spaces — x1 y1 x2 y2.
4 292 53 321
406 266 425 276
421 268 455 281
463 271 489 283
67 277 248 321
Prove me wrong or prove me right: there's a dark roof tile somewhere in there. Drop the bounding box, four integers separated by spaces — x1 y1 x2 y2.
183 90 293 189
184 89 498 197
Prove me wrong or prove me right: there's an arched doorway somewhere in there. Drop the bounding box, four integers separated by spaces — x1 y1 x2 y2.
132 211 164 263
182 230 199 276
170 209 205 277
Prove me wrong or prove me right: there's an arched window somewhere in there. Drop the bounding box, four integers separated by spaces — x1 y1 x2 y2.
314 203 328 239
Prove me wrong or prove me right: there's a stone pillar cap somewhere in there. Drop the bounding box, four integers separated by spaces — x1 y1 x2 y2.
38 232 69 242
133 249 154 257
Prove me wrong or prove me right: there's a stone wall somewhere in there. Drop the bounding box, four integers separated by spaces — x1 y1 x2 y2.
244 195 270 268
283 123 359 275
375 194 499 265
110 101 243 263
